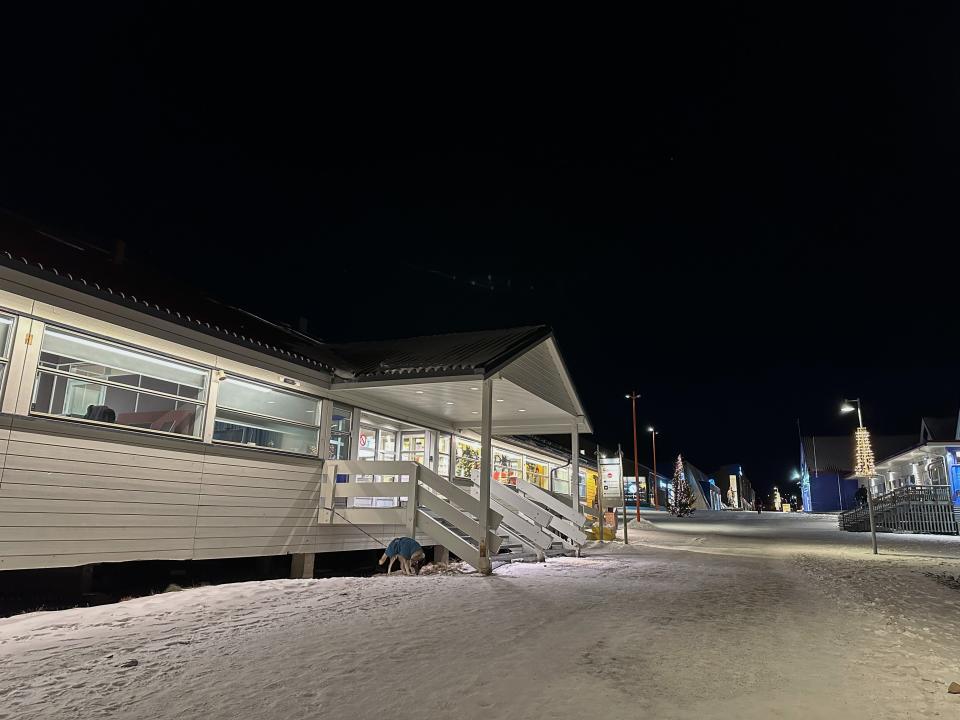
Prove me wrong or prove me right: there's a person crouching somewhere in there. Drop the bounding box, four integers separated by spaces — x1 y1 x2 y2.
378 537 425 575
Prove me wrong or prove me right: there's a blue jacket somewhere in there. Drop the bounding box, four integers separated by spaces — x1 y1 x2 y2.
384 537 422 559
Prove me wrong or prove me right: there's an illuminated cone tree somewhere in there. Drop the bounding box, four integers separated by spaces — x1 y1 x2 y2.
853 426 876 478
668 453 696 517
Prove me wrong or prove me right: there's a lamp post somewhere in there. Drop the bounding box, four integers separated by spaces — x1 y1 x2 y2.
625 392 641 520
841 398 877 554
648 426 659 508
840 398 863 428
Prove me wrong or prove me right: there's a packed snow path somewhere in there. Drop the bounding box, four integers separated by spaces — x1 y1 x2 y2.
2 511 960 719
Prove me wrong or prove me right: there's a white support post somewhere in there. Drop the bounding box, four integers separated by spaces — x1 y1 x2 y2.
407 467 420 538
478 377 494 575
571 418 581 557
290 553 315 579
571 419 580 513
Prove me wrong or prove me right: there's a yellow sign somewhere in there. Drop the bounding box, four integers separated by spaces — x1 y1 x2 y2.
583 469 600 506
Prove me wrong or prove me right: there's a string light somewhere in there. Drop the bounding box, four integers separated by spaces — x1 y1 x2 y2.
854 426 876 478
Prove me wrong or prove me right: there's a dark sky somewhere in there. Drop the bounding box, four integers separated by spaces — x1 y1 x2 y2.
3 5 959 496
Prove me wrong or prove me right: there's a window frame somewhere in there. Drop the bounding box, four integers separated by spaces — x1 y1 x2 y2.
0 311 16 399
212 374 322 456
30 323 210 440
328 404 354 460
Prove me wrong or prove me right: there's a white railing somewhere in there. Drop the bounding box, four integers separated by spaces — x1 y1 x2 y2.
321 460 503 570
515 478 588 546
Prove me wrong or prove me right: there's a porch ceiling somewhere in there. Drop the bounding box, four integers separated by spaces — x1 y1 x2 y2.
327 377 590 435
875 443 953 472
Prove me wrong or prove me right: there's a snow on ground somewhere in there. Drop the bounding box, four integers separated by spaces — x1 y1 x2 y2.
2 511 960 719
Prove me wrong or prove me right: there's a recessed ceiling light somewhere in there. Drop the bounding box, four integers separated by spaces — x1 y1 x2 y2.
470 386 479 390
517 409 527 413
415 390 424 395
495 399 504 403
445 401 455 405
471 411 479 415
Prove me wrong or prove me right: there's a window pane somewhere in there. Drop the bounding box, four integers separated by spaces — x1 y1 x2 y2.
0 315 13 358
217 377 318 424
213 409 319 454
438 435 450 455
438 454 450 477
329 433 350 460
331 405 352 433
455 438 480 480
32 371 203 436
493 450 520 485
39 328 208 400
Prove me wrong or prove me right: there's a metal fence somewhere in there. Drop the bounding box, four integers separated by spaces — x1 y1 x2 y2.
839 485 959 535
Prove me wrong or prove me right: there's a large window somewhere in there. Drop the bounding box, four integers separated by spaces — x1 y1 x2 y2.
213 376 320 455
437 434 452 478
32 327 208 437
329 405 353 460
493 449 521 486
525 459 549 489
455 437 481 481
0 313 14 394
553 466 572 496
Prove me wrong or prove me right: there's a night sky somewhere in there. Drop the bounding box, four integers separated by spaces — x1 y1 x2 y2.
3 5 959 497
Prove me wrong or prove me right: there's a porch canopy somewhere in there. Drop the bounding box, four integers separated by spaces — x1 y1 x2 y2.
325 326 591 437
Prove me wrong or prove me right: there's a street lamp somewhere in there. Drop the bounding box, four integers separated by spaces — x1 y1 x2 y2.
840 396 877 554
648 426 659 508
840 398 863 428
625 392 641 520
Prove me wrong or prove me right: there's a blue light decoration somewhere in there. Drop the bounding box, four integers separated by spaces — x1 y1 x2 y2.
799 439 812 512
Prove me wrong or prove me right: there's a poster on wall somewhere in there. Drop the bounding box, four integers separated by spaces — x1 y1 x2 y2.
599 457 624 506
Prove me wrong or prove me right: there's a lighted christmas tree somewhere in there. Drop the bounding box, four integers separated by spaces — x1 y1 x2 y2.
853 426 876 478
668 454 696 517
773 486 782 511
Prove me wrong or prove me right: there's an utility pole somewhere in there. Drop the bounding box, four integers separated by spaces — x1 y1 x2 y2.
626 392 641 520
619 443 628 544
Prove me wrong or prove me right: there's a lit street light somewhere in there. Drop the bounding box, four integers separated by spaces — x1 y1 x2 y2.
840 398 863 428
840 396 877 554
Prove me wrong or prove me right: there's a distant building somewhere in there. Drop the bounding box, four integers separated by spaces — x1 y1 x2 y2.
707 464 756 510
800 434 916 512
683 459 724 511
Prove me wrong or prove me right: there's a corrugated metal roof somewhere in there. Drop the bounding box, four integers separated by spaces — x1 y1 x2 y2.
0 211 342 372
0 213 581 399
328 326 553 380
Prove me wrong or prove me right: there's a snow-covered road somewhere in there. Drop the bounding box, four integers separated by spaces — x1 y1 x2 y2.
2 511 959 719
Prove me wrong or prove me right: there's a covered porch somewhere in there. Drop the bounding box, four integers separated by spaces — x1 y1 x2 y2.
322 327 592 572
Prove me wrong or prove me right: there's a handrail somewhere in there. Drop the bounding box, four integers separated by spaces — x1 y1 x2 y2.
839 484 957 535
321 460 506 570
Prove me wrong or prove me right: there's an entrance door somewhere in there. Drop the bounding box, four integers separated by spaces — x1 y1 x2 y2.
951 465 960 507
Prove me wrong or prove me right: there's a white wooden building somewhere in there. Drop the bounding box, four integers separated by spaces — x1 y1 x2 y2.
0 221 592 575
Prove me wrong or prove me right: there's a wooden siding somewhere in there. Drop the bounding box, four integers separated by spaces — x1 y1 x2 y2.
0 416 334 570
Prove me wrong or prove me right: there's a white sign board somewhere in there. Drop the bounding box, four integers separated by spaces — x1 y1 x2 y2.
599 457 624 505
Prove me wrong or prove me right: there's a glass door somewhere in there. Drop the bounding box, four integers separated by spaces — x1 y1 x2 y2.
400 432 426 464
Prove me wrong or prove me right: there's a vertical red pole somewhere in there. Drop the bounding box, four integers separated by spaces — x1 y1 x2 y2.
631 393 640 521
